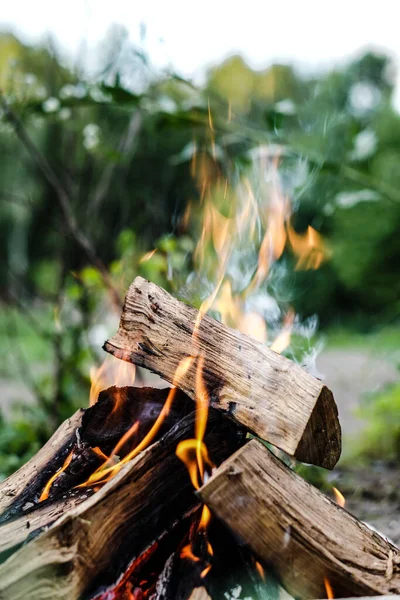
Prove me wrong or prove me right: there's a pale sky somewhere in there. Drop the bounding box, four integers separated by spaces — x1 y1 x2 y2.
1 0 400 80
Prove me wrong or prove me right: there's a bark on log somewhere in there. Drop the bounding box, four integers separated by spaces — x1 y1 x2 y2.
0 410 242 600
198 439 400 599
104 276 341 469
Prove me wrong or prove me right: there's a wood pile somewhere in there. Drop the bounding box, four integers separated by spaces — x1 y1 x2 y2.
0 277 398 599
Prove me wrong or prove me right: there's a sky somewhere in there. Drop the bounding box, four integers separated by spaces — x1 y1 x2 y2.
1 0 400 81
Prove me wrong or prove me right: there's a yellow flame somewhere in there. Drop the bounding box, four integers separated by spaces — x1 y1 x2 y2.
333 487 345 508
139 248 157 263
39 451 73 502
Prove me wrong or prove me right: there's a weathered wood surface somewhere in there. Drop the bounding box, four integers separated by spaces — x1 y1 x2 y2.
0 410 83 515
0 410 241 600
198 439 400 599
105 276 341 469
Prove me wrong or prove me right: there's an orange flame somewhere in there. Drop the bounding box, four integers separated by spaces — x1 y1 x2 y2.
176 355 215 574
89 356 136 406
255 560 266 582
80 356 195 488
287 225 327 271
324 576 335 599
333 487 345 508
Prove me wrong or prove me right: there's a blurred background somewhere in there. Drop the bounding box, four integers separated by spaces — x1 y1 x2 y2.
0 0 399 539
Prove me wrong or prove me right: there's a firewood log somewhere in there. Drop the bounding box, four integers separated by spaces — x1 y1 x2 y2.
0 409 243 600
198 439 400 599
0 386 194 560
0 410 83 515
104 276 341 469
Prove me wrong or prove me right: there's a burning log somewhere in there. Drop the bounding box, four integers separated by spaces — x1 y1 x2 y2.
198 439 400 599
0 409 83 514
104 276 341 469
0 386 194 559
0 408 242 600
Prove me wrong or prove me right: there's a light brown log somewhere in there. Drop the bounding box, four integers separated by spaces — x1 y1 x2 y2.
198 439 400 599
104 276 341 469
0 410 241 600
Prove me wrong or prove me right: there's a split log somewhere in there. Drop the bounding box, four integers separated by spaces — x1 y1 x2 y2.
0 409 242 600
104 276 341 469
198 439 400 599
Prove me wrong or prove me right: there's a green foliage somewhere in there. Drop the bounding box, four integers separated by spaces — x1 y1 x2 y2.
351 382 400 461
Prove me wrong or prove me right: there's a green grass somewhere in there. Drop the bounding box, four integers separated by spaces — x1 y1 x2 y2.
346 382 400 463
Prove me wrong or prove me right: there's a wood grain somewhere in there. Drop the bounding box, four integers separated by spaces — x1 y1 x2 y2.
105 277 341 468
0 410 241 600
198 439 400 599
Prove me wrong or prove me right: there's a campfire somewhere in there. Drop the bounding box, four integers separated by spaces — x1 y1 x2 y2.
0 277 398 599
0 150 399 600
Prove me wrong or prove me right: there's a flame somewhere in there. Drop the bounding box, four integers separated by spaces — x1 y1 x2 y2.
39 451 73 502
80 356 195 488
176 354 215 574
200 565 212 579
287 225 327 271
324 576 335 599
255 560 266 582
139 249 157 263
270 308 295 354
90 356 136 406
180 544 201 562
333 487 345 508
